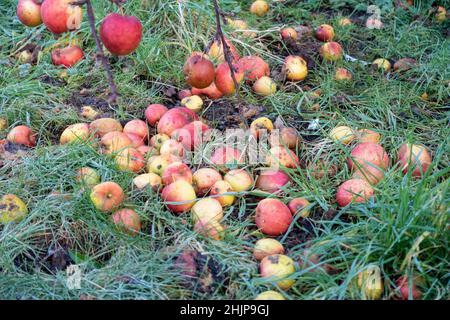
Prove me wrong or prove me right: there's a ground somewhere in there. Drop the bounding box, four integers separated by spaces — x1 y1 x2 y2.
0 0 449 300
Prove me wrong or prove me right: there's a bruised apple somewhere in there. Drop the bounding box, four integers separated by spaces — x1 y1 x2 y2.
115 147 145 173
111 208 141 235
145 104 168 126
191 198 223 223
255 199 292 236
133 173 162 191
283 55 308 81
214 62 244 96
60 123 90 144
270 127 301 149
210 180 235 207
99 13 142 56
336 178 374 207
41 0 82 34
90 181 125 212
192 168 222 196
181 95 203 113
172 121 210 151
259 254 295 290
357 265 383 300
161 162 193 185
237 56 270 82
397 143 432 177
17 0 42 27
253 76 277 96
51 46 84 68
183 54 215 89
125 133 145 148
0 194 28 224
147 153 180 175
372 58 391 72
329 125 355 144
161 180 197 214
191 82 224 100
357 129 381 143
250 117 273 139
7 125 36 147
253 238 284 261
160 139 185 158
224 169 253 192
266 146 299 168
288 198 311 218
396 275 422 300
256 169 290 194
315 24 334 42
319 42 343 61
90 118 123 137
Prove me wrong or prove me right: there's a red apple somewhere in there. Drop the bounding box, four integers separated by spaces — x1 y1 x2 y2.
315 24 335 42
256 169 290 194
125 133 145 148
7 125 36 147
161 180 197 214
90 181 125 212
41 0 82 34
99 13 142 56
193 218 225 240
336 178 374 207
51 45 84 68
17 0 42 27
288 198 311 218
255 198 292 236
215 62 244 96
178 89 192 100
161 162 193 185
160 139 185 158
266 146 299 168
396 276 422 300
184 54 215 89
237 56 270 82
112 208 141 235
191 82 224 100
397 143 432 177
319 42 343 61
192 168 222 196
210 147 244 167
145 104 168 127
335 67 352 81
115 147 145 173
157 107 197 136
280 27 297 41
348 142 389 185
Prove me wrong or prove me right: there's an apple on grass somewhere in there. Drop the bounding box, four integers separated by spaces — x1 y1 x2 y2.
17 0 42 27
111 208 141 235
90 181 125 212
0 194 28 224
7 125 36 147
191 198 223 223
210 180 235 207
255 198 292 236
259 254 295 290
253 238 284 261
90 118 122 138
145 104 168 126
161 180 197 214
51 46 84 68
60 123 90 144
192 168 222 196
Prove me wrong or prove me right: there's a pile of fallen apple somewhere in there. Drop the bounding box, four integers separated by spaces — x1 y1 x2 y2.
2 0 444 300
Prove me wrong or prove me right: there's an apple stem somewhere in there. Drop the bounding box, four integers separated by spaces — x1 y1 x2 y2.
84 0 119 103
211 0 247 128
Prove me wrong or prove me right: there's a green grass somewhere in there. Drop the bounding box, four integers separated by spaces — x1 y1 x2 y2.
0 0 449 299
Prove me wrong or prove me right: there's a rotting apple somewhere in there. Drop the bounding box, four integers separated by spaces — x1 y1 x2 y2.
181 95 203 113
396 275 422 300
172 121 210 151
319 42 343 61
147 153 180 175
136 145 158 159
210 180 235 207
7 125 36 147
259 254 295 290
214 62 244 96
60 123 90 145
250 0 269 17
192 168 222 196
161 180 197 214
266 146 299 168
335 67 352 81
51 45 84 68
145 104 168 127
397 143 432 177
17 0 42 27
41 0 82 34
157 107 196 136
329 125 355 144
184 54 215 89
336 178 374 207
191 198 223 223
436 6 447 23
224 169 253 192
159 139 185 158
288 197 311 218
250 117 273 139
253 238 285 261
161 162 193 185
99 13 142 56
315 24 334 42
255 169 290 194
237 56 270 82
90 181 125 212
0 194 28 224
348 142 389 184
125 133 145 148
357 129 381 143
111 208 141 235
76 167 100 188
178 89 192 101
270 127 301 149
357 265 383 300
133 173 162 191
372 58 391 72
90 118 123 138
253 76 277 96
393 58 417 72
255 198 292 236
254 291 285 300
115 147 145 173
283 55 308 81
280 27 297 41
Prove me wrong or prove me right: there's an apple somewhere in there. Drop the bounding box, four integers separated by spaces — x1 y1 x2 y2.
335 67 352 81
255 291 285 300
270 127 301 149
145 104 168 126
100 131 132 155
210 147 244 167
147 153 180 175
255 199 292 236
17 0 42 27
111 208 141 235
250 0 269 17
319 42 343 61
149 133 170 151
260 254 295 290
133 173 162 191
183 54 215 89
315 24 334 42
237 56 270 82
178 89 192 101
397 143 432 177
172 121 210 151
338 18 352 26
161 162 193 185
0 118 7 131
210 180 235 207
136 145 158 159
157 107 197 136
253 238 284 261
60 123 90 144
80 106 99 120
224 169 253 192
90 118 123 138
436 6 447 23
357 265 383 300
288 198 311 218
214 62 244 96
372 58 391 72
250 117 273 139
298 249 334 274
159 139 185 158
283 55 308 81
7 125 36 147
393 58 417 72
192 168 222 196
348 142 389 184
193 218 225 240
226 18 256 38
357 129 381 143
191 82 224 100
90 181 125 212
256 169 290 194
280 27 297 41
207 37 240 63
41 0 82 34
17 50 33 64
266 146 299 168
0 194 28 224
191 198 223 223
123 119 148 141
161 180 197 214
99 13 142 56
396 276 422 300
115 147 145 173
329 125 355 144
51 45 84 68
181 95 203 113
336 178 374 207
125 133 145 148
253 76 277 96
76 167 100 188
